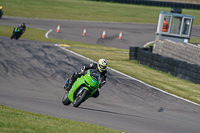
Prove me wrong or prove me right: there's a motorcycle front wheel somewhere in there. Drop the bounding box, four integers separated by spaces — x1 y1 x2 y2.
73 89 89 107
10 33 15 39
62 91 71 105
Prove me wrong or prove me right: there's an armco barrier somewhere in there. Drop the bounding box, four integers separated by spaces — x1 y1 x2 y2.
92 0 200 9
129 47 200 84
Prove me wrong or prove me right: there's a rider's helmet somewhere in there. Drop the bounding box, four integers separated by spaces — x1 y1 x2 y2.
20 22 25 28
97 59 108 72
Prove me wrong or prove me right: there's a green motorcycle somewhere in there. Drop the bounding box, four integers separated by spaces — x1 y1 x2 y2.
10 27 23 40
62 69 100 107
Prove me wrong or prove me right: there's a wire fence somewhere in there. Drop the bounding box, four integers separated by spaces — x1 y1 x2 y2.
92 0 200 9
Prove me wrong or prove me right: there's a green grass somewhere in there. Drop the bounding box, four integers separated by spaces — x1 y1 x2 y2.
1 0 200 132
0 105 123 133
147 0 200 3
1 0 200 25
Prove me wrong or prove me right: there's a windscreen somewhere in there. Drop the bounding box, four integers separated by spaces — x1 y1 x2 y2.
90 69 100 81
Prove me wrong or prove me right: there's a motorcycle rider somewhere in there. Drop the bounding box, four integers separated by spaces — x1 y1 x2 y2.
18 22 26 33
64 58 108 98
11 22 26 39
0 6 3 19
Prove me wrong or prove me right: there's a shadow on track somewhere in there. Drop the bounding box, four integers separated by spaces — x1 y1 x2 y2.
78 106 147 119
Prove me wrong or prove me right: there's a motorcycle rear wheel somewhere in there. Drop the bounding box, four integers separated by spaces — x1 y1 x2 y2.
62 91 71 105
73 89 89 107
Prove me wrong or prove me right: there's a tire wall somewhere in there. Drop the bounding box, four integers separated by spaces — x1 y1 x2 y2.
129 46 200 84
92 0 200 9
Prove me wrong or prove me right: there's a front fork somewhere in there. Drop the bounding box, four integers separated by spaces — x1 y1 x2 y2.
76 87 84 97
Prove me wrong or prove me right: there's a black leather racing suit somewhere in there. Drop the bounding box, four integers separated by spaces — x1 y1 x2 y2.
67 63 107 98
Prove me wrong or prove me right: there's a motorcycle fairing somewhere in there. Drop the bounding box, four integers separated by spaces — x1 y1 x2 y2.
68 69 100 102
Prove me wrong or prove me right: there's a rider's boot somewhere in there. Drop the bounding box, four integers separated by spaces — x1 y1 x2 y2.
65 78 74 93
65 74 78 91
66 84 72 92
64 79 73 94
64 72 81 93
64 79 70 90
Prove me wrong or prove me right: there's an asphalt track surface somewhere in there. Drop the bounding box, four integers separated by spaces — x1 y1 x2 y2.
1 17 200 133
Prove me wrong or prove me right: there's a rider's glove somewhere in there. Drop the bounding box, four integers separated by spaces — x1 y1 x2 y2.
81 66 85 74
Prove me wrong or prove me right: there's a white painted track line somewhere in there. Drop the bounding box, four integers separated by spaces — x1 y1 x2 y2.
55 44 200 107
45 29 53 38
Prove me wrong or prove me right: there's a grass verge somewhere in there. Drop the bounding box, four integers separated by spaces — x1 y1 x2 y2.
0 105 123 133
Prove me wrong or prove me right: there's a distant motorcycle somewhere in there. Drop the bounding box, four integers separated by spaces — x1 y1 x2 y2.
0 6 3 19
10 27 24 40
62 69 101 107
